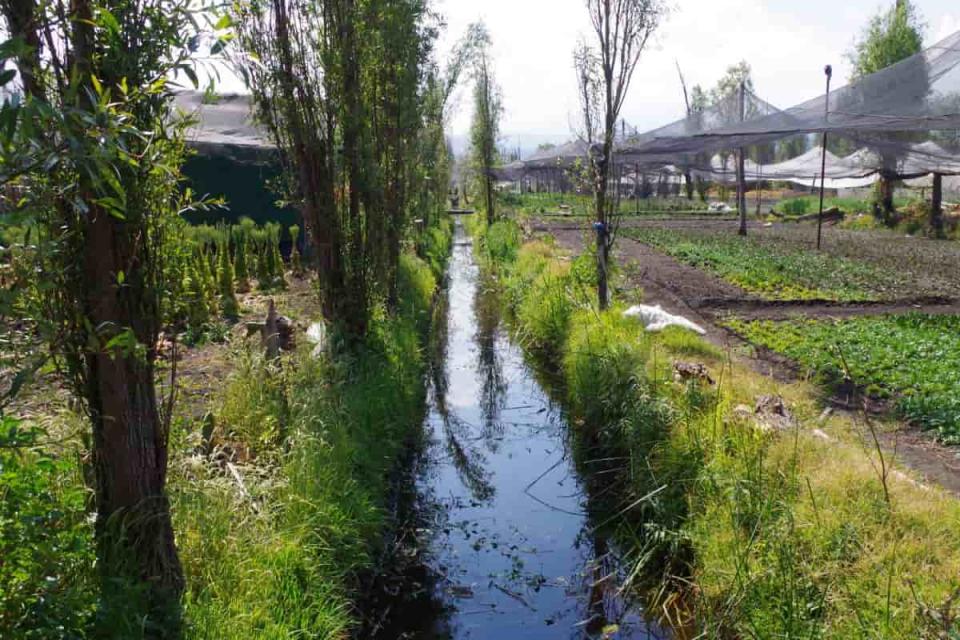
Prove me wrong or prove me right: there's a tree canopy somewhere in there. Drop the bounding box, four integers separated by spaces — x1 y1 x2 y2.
851 0 924 78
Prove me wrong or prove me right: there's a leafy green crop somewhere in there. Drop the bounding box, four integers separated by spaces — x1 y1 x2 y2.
728 314 960 441
626 227 890 301
775 195 916 217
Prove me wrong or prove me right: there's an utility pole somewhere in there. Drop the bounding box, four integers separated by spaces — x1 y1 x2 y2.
677 61 695 200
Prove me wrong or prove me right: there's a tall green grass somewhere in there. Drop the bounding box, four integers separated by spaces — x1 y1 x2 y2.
477 227 960 638
174 247 444 638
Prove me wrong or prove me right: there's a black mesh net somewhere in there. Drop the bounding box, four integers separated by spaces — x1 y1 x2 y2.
617 30 960 179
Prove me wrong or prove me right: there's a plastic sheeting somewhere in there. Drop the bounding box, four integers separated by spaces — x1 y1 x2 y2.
174 91 274 154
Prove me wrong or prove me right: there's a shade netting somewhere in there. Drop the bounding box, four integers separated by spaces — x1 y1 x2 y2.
617 30 960 179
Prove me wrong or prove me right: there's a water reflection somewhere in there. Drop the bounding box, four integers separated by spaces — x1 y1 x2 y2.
475 271 507 455
378 219 667 639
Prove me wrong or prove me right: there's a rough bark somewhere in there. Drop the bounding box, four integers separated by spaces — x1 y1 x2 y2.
879 172 896 223
70 0 184 624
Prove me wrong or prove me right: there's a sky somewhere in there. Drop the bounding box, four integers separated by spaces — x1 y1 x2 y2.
435 0 960 151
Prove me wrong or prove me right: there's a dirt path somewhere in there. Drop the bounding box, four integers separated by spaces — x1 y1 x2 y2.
538 221 960 497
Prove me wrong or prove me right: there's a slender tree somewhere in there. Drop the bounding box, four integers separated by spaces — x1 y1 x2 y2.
0 0 206 626
232 0 354 329
469 25 502 226
581 0 665 309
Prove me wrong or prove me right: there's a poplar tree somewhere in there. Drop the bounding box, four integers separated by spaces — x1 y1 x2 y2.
468 24 502 226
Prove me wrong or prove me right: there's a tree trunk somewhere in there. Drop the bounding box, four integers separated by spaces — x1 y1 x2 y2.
596 225 609 311
931 172 944 238
84 204 184 630
485 171 494 226
594 139 611 311
71 0 183 625
684 171 694 200
879 172 896 224
338 0 368 336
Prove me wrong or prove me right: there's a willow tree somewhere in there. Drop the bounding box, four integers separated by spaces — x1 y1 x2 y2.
232 0 438 332
468 25 502 226
364 0 433 308
0 0 203 626
582 0 665 310
232 0 360 332
711 61 752 235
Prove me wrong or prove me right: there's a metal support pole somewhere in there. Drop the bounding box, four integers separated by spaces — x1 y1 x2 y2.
817 64 833 251
737 81 748 236
635 162 640 215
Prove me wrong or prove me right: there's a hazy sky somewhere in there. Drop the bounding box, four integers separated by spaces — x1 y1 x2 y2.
436 0 960 143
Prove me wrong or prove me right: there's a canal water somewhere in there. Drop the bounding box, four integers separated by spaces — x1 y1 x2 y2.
380 220 667 639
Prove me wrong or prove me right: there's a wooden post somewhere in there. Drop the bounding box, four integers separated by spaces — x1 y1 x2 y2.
817 65 833 251
755 163 763 217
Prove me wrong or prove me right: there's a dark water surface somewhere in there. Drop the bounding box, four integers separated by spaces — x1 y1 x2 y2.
381 221 667 639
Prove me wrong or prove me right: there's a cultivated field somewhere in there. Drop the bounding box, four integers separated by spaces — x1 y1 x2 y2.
537 214 960 457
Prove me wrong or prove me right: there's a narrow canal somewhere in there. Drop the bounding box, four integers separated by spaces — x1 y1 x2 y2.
380 219 667 639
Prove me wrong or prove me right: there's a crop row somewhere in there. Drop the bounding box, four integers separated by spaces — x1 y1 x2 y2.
625 227 888 301
727 313 960 441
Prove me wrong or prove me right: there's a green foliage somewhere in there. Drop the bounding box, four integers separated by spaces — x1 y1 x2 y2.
288 225 303 276
418 216 453 278
728 314 960 442
779 197 811 216
396 253 438 335
468 24 502 223
476 219 522 265
231 0 442 333
627 227 888 301
851 0 924 78
176 253 439 638
217 241 240 320
776 194 915 218
500 192 708 219
184 258 211 330
233 229 251 293
0 418 95 637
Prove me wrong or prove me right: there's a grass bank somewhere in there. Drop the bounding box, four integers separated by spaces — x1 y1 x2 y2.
473 218 960 638
0 221 451 638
